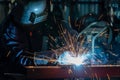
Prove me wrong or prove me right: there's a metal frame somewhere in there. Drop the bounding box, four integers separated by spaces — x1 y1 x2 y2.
26 65 120 79
77 21 108 54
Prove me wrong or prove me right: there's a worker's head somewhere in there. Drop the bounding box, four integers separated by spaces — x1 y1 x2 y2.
12 0 49 26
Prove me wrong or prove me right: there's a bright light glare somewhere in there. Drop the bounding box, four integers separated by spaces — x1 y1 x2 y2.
34 8 38 11
58 51 87 66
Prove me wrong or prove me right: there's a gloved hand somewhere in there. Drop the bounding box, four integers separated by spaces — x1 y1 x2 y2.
33 51 57 66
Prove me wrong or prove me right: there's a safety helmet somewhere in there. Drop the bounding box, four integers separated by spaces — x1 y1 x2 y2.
12 0 48 25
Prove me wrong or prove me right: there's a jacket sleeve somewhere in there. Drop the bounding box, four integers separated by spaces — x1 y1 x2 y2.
2 23 34 65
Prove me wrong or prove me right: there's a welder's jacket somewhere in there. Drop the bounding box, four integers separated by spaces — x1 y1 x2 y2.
0 15 77 65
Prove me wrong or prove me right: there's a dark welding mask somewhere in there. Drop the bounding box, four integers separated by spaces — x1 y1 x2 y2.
12 0 48 25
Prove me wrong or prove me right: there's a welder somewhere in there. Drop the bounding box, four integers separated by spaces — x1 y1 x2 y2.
0 0 77 66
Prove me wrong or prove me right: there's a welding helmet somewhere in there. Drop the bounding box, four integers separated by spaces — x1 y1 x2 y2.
12 0 48 25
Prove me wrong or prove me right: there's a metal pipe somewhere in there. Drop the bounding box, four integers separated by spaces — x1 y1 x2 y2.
92 27 107 54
